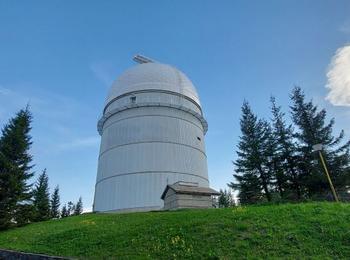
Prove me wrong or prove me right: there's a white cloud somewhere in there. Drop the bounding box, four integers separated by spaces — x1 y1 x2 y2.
58 136 100 151
90 62 115 87
0 85 87 122
325 45 350 106
0 86 14 96
339 21 350 34
0 85 42 120
0 84 99 154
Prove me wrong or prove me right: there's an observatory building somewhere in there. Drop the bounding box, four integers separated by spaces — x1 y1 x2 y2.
93 55 215 212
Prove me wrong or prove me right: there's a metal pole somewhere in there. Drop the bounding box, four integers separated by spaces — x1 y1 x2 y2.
318 151 339 202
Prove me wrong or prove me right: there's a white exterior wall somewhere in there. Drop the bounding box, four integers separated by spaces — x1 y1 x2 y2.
93 62 209 213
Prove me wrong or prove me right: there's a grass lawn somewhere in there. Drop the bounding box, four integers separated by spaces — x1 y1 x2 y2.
0 202 349 258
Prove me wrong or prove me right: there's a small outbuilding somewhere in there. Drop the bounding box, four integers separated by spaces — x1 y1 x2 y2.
161 182 220 210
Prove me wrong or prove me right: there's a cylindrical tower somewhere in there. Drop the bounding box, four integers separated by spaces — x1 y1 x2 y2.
93 58 209 212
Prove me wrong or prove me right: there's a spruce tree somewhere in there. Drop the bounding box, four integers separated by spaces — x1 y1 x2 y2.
270 97 301 200
218 189 229 208
262 121 284 200
50 185 60 219
230 172 263 204
61 204 68 218
264 121 284 199
230 101 273 203
218 189 234 208
33 169 50 221
67 201 75 216
74 197 83 215
290 87 350 199
0 108 34 229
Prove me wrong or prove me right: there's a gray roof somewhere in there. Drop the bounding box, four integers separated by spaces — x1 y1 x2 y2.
161 182 220 200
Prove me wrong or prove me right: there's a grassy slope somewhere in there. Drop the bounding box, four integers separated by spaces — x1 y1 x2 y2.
0 203 349 259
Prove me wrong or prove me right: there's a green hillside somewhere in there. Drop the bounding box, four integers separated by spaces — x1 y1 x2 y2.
0 202 349 259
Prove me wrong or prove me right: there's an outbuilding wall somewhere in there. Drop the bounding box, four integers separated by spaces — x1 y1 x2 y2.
163 189 213 210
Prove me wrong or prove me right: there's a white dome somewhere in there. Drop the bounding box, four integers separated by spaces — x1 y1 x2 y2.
106 62 201 106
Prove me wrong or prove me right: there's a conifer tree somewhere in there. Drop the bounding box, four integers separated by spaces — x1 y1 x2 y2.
230 101 273 203
270 96 301 200
218 189 234 208
262 121 284 199
74 197 83 215
264 121 284 199
67 201 75 216
230 172 263 204
290 87 350 199
50 185 60 219
33 169 50 221
61 204 68 218
0 108 34 229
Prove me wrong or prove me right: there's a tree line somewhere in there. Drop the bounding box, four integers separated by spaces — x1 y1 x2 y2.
0 107 83 230
218 189 235 208
229 87 350 204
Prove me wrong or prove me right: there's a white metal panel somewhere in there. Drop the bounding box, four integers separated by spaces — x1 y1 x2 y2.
103 107 204 132
97 142 208 182
105 91 202 115
106 63 201 106
100 110 206 155
94 172 208 212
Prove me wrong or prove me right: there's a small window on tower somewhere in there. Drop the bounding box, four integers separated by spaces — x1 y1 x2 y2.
130 96 136 103
197 137 201 141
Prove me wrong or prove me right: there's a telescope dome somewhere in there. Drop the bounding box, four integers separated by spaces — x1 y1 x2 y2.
94 58 210 213
106 62 201 106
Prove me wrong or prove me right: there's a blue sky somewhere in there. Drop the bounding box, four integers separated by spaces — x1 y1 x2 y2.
1 1 350 211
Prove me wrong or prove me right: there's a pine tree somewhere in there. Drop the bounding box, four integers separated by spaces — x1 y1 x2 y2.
61 204 68 218
0 107 34 229
270 96 301 200
230 101 273 203
74 197 83 215
50 185 60 219
33 169 50 221
290 87 350 199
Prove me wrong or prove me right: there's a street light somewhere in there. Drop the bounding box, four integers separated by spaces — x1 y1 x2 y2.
312 144 339 202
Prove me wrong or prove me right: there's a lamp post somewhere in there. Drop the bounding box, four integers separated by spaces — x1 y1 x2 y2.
312 144 339 202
